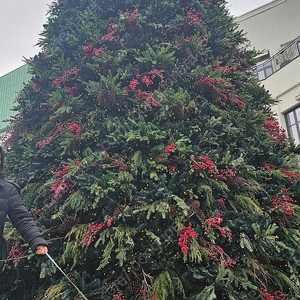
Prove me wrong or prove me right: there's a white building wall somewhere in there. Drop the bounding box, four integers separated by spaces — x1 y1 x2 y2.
236 0 300 134
237 0 300 56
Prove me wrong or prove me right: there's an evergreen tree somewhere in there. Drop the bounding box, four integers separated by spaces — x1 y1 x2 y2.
1 0 300 299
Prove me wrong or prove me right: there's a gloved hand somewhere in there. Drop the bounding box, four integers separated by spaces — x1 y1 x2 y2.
36 245 48 255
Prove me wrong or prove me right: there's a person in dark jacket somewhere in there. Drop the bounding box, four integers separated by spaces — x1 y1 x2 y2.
0 146 48 269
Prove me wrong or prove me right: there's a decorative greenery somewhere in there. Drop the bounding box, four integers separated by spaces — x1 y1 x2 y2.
1 0 299 299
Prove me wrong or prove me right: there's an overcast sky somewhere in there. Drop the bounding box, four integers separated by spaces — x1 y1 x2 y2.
0 0 272 77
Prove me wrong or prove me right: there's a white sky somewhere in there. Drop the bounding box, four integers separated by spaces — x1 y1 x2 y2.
0 0 272 77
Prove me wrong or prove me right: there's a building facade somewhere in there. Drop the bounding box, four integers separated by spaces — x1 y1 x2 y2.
236 0 300 145
0 64 32 139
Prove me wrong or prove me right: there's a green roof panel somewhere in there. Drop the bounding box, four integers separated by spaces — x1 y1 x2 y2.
0 64 32 131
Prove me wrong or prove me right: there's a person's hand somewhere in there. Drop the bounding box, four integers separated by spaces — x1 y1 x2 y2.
35 245 48 255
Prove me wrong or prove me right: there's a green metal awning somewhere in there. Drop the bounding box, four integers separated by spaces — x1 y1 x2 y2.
0 64 32 130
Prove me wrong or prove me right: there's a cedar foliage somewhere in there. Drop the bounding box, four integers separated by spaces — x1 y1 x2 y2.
1 0 300 299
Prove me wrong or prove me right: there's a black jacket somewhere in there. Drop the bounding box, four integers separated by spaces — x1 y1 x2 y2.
0 177 47 267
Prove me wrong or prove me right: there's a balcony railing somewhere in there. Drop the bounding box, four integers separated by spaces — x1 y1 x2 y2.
253 36 300 81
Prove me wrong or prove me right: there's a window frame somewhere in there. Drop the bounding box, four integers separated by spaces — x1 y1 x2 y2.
253 52 273 81
284 106 300 146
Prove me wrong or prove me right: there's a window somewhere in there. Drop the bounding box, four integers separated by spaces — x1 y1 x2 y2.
285 106 300 145
253 52 273 81
255 59 273 80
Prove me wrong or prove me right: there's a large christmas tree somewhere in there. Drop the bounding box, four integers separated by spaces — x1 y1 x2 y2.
1 0 300 299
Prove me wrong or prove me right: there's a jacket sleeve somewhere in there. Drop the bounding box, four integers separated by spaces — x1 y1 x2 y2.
7 186 48 252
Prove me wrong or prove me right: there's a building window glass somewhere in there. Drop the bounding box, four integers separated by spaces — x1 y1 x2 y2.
254 59 273 81
285 106 300 145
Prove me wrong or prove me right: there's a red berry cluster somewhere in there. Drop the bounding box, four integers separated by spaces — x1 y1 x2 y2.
263 116 287 146
36 133 58 148
218 198 226 205
126 70 164 89
65 86 78 96
213 168 237 180
262 162 276 172
192 154 237 181
196 76 246 108
82 45 105 57
260 288 289 300
185 10 201 24
36 122 81 148
125 8 139 23
203 216 232 241
223 65 238 73
135 90 159 107
148 69 165 83
101 23 120 42
50 164 71 199
205 245 235 268
178 222 197 256
118 8 140 24
129 79 139 90
168 166 176 174
83 217 114 249
232 96 246 108
165 142 176 153
52 67 80 88
107 216 114 228
124 69 165 108
280 168 300 184
192 154 216 174
74 158 81 165
36 123 64 148
0 115 25 147
271 193 294 216
66 122 82 139
212 62 238 74
53 164 70 178
142 75 154 87
112 295 125 300
7 243 23 263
